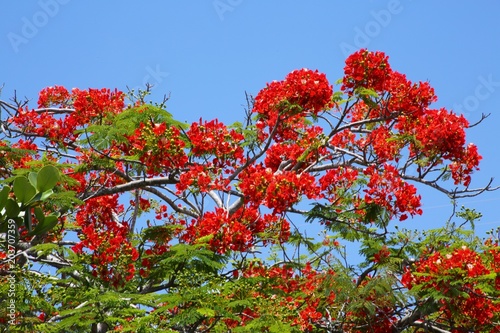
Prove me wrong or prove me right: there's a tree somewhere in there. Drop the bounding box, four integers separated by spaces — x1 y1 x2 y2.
0 49 499 332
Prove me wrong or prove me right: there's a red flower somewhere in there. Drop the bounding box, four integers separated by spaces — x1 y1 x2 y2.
253 68 333 142
342 49 392 94
38 85 70 108
402 246 500 330
363 164 422 221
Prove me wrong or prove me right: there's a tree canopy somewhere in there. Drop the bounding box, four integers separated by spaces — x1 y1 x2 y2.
0 49 499 333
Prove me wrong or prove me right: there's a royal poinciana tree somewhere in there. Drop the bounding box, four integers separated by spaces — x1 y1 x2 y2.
0 50 499 332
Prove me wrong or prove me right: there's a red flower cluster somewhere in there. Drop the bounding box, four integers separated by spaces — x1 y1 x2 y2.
402 245 500 331
38 85 71 108
1 49 485 314
254 69 333 117
71 87 125 117
449 143 482 186
253 68 333 142
12 87 124 145
187 118 245 164
319 166 359 203
228 263 397 332
227 262 336 331
175 118 246 193
386 71 437 117
72 195 138 287
180 206 289 253
373 245 391 263
265 172 319 213
264 125 327 171
338 49 481 189
342 49 392 94
364 164 422 221
9 139 40 170
368 125 402 162
406 109 468 156
238 164 274 204
123 121 188 176
239 165 320 214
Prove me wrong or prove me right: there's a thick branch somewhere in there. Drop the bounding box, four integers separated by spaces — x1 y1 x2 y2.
88 177 177 198
34 107 75 114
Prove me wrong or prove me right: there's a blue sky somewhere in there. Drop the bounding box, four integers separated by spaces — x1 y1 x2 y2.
1 1 500 239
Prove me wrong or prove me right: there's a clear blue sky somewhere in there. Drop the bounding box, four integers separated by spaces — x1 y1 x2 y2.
1 1 500 237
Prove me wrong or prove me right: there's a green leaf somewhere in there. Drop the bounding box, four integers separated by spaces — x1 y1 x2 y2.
39 189 54 201
196 234 214 244
34 207 45 223
5 198 20 218
269 322 293 333
332 91 345 102
196 308 215 317
28 171 38 189
30 214 58 236
356 87 379 98
364 203 383 223
13 176 37 204
0 186 10 210
28 189 54 205
31 242 59 255
24 207 33 231
36 165 60 192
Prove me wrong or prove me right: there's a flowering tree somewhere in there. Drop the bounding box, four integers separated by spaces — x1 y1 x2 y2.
0 49 499 333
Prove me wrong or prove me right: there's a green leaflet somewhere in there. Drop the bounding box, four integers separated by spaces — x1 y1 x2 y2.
80 104 188 150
